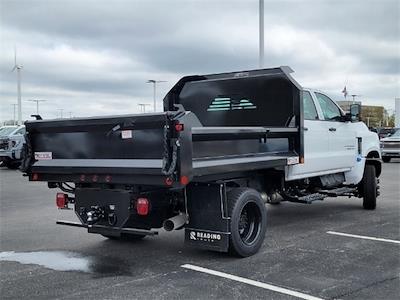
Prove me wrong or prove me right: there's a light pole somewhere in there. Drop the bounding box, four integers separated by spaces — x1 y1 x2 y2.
259 0 264 68
28 99 46 115
147 80 166 112
16 66 22 124
138 103 151 113
58 108 64 118
350 94 361 104
11 104 17 125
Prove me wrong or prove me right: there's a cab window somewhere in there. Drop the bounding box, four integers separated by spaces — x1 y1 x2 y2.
302 91 318 120
315 93 342 121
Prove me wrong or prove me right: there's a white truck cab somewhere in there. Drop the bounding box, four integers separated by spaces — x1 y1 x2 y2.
287 88 381 186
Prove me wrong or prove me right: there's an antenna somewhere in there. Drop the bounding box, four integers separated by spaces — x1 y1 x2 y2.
11 46 23 125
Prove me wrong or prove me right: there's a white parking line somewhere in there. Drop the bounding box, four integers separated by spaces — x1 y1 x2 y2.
181 264 324 300
327 231 400 244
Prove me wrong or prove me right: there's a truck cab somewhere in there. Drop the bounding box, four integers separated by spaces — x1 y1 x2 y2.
288 88 381 186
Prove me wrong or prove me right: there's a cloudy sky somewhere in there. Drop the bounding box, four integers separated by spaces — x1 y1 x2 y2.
0 0 399 122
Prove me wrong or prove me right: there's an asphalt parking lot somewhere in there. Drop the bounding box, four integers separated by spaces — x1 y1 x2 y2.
0 161 399 300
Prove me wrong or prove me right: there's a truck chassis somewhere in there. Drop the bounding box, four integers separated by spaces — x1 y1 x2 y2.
22 67 380 257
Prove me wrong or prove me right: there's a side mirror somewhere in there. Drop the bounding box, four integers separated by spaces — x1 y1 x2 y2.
349 104 361 122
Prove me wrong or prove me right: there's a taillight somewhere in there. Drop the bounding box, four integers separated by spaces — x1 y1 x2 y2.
56 193 68 209
180 175 189 185
136 198 149 216
165 177 173 186
175 123 184 132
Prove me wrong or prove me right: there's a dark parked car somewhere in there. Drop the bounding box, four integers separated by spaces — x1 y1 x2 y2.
372 127 397 140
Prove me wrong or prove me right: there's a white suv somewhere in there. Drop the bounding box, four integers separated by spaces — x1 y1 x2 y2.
0 125 26 169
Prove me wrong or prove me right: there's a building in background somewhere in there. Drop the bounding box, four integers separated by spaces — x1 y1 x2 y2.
361 105 386 128
337 100 386 128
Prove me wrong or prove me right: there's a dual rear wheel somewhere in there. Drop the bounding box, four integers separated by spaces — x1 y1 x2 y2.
227 188 267 257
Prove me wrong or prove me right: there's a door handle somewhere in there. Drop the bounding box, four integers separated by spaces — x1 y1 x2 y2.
329 127 336 132
303 127 308 131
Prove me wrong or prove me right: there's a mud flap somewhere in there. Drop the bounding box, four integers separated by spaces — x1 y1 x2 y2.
184 183 230 252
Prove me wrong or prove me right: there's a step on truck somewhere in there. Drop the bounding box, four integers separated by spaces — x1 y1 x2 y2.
21 67 381 257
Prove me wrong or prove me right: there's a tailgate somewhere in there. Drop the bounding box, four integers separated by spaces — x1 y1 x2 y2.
23 113 174 184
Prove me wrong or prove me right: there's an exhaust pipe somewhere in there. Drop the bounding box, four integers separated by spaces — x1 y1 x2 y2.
163 213 188 231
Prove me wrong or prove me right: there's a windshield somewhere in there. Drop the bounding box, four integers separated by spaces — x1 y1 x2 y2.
0 126 18 137
380 128 393 134
390 129 400 137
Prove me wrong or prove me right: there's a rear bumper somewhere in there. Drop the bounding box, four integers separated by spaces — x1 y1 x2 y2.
56 220 158 237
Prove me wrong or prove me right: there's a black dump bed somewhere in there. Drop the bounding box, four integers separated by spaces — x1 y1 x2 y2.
22 66 303 187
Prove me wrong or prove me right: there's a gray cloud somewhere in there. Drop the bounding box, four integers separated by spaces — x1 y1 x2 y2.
0 0 399 122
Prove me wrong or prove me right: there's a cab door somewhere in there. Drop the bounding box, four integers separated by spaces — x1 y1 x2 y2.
314 92 356 170
287 90 331 179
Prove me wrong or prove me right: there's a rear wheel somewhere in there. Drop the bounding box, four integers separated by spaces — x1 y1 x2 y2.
362 165 377 210
382 156 391 163
227 188 267 257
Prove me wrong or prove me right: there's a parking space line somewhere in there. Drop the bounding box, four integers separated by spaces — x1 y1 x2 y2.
327 231 400 244
181 264 323 300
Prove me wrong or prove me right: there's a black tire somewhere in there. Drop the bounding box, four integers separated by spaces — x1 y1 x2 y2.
227 188 267 257
382 156 391 163
7 162 20 169
102 233 146 240
362 164 377 210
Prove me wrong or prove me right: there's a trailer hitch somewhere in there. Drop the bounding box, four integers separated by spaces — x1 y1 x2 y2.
86 206 105 225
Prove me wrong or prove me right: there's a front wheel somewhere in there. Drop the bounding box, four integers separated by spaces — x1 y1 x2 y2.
362 165 377 210
382 156 391 163
227 188 267 257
